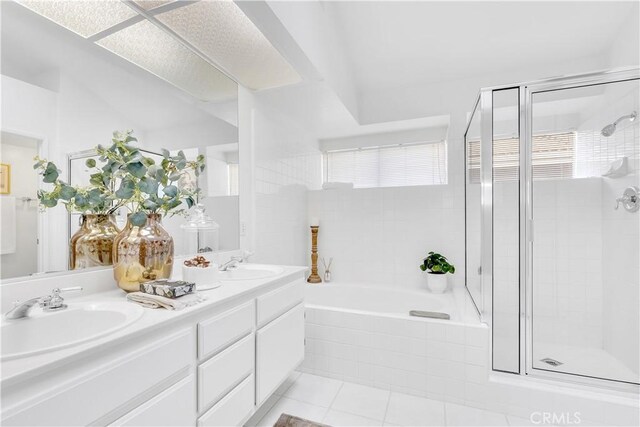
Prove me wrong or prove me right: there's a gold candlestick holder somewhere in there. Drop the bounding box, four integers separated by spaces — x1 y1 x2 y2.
307 226 322 283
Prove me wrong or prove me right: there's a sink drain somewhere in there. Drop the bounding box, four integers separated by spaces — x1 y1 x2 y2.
540 358 563 367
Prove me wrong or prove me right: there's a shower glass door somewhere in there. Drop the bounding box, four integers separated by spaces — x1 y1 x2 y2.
529 76 640 385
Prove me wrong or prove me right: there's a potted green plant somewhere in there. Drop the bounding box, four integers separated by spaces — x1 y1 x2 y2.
419 251 455 293
34 157 121 270
92 130 204 292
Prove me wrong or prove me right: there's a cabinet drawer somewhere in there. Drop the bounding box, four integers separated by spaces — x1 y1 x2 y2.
198 300 254 360
256 303 305 405
256 278 304 327
111 375 195 427
197 374 254 427
198 333 254 413
3 329 194 427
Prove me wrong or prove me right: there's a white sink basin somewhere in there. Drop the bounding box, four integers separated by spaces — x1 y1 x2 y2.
1 301 143 361
218 264 284 281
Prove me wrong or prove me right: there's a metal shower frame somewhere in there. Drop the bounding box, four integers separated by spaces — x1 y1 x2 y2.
464 67 640 391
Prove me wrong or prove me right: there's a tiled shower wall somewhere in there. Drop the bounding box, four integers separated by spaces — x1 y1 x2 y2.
532 178 604 349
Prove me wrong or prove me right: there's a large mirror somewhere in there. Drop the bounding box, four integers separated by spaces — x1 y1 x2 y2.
0 1 239 280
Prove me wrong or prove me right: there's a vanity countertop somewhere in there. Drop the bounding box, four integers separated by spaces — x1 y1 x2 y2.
1 264 307 387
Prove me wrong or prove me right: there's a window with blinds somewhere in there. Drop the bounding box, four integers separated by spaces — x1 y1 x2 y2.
324 141 448 188
467 132 576 183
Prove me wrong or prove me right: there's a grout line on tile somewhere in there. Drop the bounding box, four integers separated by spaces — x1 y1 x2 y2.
327 381 345 410
381 390 392 424
443 401 448 427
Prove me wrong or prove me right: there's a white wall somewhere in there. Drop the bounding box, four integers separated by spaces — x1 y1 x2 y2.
144 117 238 151
239 87 322 267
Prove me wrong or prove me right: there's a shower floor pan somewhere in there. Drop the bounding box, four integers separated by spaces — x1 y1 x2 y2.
533 342 638 384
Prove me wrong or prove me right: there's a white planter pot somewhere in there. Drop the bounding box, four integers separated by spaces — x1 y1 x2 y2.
426 273 448 293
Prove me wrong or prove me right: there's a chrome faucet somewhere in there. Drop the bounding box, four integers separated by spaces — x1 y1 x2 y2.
219 251 254 271
4 287 83 320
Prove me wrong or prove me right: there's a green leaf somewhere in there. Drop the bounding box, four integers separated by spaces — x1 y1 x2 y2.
168 172 182 181
85 158 96 168
89 173 104 187
419 264 426 271
142 156 155 167
163 185 178 198
139 177 158 195
74 193 88 209
126 161 147 178
175 159 187 170
129 212 147 227
42 162 59 183
115 178 135 199
161 149 170 160
41 197 57 208
165 197 182 210
59 185 77 201
185 196 195 209
142 199 159 210
87 188 104 205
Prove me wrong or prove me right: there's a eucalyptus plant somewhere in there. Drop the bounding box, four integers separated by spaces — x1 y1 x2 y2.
33 158 116 214
34 130 205 227
420 251 455 274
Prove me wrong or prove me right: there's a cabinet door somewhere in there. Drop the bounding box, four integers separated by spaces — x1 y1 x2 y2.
111 375 196 427
255 303 304 405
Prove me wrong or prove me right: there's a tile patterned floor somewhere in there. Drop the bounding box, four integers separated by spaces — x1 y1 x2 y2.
245 372 521 427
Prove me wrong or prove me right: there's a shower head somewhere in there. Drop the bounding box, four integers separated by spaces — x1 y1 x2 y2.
601 111 637 137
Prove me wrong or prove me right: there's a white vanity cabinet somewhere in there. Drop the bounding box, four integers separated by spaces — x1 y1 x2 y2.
1 270 307 427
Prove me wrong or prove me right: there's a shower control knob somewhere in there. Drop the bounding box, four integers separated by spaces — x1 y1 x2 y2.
615 186 639 213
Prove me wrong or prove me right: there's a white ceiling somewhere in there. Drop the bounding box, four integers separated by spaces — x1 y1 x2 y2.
330 1 636 95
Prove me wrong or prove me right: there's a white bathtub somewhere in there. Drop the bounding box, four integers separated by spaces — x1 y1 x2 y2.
301 283 488 399
305 283 478 323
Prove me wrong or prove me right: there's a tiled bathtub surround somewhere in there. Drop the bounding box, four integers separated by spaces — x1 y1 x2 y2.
300 305 640 426
300 305 489 402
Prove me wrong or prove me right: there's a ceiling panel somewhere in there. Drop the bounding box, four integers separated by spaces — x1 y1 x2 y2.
131 0 174 11
97 19 237 102
155 0 301 90
18 0 137 38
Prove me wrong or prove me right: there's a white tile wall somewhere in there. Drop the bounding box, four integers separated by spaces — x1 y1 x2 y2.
250 99 322 266
300 307 489 404
307 184 465 290
532 178 604 350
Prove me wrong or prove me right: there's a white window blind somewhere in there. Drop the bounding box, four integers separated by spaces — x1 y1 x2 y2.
467 132 575 183
324 141 447 188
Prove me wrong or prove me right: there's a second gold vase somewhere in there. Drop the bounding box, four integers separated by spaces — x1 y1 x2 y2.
113 213 174 292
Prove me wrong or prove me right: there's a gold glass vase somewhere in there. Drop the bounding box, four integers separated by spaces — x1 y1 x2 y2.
113 213 174 292
70 214 120 270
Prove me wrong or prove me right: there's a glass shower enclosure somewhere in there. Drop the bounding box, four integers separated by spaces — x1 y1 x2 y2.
464 68 640 388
